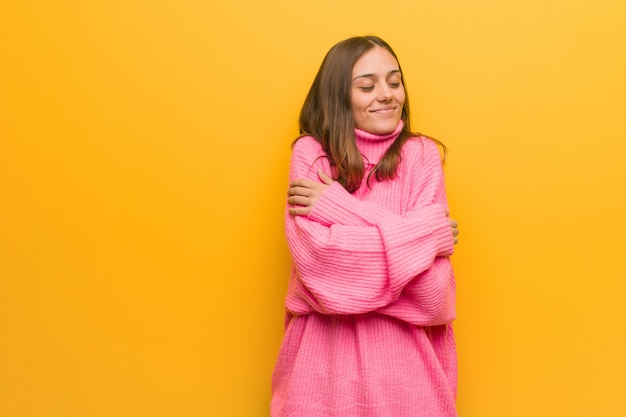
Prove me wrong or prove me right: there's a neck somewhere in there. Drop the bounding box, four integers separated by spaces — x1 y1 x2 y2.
354 120 403 165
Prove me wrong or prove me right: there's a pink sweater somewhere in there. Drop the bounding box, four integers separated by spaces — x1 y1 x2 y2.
271 122 458 417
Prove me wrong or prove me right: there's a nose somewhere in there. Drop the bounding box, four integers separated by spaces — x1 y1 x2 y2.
377 84 392 101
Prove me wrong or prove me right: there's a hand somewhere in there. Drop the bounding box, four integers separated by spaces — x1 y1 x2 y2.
287 169 334 216
449 218 459 245
445 209 459 245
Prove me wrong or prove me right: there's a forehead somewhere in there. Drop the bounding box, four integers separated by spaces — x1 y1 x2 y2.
352 46 400 77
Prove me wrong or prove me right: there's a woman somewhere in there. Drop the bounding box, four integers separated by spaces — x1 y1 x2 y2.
271 36 460 417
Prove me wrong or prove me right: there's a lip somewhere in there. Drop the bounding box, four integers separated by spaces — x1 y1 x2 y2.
370 106 397 113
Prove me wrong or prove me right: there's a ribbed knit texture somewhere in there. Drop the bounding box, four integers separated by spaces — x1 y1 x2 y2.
271 121 458 417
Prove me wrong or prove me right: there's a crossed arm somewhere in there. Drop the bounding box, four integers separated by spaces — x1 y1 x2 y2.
287 168 459 244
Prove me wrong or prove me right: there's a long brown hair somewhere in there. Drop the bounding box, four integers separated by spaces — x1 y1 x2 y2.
297 35 445 193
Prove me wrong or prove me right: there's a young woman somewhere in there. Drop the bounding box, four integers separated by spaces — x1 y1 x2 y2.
271 36 460 417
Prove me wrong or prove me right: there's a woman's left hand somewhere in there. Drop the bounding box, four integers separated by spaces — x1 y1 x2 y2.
287 169 334 216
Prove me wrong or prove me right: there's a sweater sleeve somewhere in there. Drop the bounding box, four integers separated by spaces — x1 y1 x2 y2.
285 137 454 317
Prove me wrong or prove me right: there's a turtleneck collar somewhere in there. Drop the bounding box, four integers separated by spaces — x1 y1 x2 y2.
354 120 404 166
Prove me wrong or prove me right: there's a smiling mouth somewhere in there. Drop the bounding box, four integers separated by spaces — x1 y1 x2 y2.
370 107 396 113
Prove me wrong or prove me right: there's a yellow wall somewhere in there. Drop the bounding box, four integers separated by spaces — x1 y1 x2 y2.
1 1 625 416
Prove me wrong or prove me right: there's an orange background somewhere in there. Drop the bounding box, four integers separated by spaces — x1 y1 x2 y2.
1 1 625 416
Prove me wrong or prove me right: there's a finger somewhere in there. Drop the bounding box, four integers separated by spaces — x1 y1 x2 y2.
288 195 310 206
449 219 458 228
289 178 318 189
288 186 313 197
317 169 334 185
288 205 312 216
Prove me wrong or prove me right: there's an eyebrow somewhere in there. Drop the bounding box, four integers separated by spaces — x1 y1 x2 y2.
352 69 401 81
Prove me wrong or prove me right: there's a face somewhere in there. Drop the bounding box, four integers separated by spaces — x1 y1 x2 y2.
350 46 406 135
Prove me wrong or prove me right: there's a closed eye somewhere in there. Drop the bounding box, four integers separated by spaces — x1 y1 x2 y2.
359 86 375 92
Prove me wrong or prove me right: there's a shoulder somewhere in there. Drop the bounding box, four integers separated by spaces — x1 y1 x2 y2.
289 135 330 180
292 135 324 156
402 135 444 165
291 135 328 165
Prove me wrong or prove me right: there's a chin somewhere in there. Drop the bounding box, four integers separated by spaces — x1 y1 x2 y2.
370 122 399 135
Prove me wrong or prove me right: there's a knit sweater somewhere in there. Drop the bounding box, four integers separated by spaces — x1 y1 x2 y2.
271 121 458 417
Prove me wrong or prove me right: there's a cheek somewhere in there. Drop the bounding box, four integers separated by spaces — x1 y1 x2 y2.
350 98 369 124
397 90 406 105
350 94 365 112
350 100 367 129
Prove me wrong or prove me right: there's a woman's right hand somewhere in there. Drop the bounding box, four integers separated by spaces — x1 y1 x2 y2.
287 169 334 216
